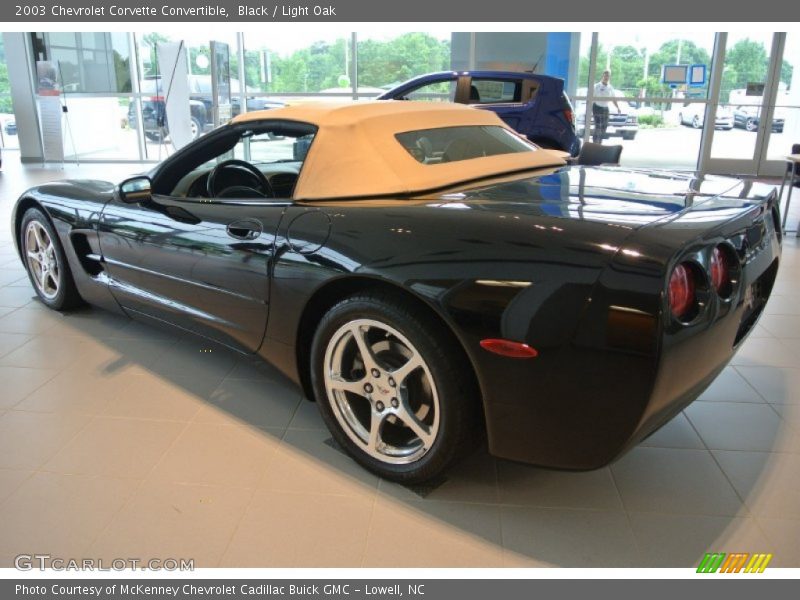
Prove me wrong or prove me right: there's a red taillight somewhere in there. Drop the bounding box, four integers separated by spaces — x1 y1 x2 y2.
150 95 164 102
710 244 736 299
563 109 574 126
710 246 728 293
480 339 538 359
669 262 696 320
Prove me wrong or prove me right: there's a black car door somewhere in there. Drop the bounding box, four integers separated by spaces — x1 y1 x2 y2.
95 122 313 353
98 193 286 352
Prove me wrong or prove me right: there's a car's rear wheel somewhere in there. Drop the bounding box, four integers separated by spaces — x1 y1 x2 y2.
20 208 82 310
746 118 758 132
692 115 701 129
311 293 479 483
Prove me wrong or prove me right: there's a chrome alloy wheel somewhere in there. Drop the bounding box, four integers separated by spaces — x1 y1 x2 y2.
24 220 60 300
323 318 440 464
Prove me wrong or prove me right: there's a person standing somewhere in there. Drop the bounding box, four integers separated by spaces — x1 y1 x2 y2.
592 70 621 144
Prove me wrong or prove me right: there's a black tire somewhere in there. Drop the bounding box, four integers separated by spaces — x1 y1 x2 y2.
20 208 83 311
745 118 758 132
692 115 701 129
621 131 637 140
310 292 481 483
144 131 164 142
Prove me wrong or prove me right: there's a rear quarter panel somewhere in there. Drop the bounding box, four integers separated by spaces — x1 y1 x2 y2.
260 197 637 444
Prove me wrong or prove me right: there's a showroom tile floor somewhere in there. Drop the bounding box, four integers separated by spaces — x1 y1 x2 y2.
0 159 799 568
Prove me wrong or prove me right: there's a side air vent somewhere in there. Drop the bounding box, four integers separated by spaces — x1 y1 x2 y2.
69 232 104 276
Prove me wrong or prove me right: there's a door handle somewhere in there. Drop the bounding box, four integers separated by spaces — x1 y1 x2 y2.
227 219 262 240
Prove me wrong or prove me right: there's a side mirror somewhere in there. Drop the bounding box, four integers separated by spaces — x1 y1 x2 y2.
119 176 152 204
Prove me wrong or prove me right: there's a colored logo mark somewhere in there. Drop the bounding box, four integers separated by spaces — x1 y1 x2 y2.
697 552 773 573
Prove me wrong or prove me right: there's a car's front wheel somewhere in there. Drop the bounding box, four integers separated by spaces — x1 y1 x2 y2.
311 293 479 483
746 118 758 132
20 208 82 310
692 115 702 129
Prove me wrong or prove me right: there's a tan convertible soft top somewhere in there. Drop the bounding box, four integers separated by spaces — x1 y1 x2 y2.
231 101 566 200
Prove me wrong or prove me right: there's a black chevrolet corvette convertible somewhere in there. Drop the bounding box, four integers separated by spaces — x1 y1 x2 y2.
12 102 781 483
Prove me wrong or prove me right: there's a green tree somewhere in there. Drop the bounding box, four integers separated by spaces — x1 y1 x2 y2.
0 62 12 113
637 75 670 100
244 33 450 93
780 59 793 87
140 33 171 78
357 32 450 88
648 39 711 80
605 45 645 95
724 38 768 92
579 43 646 95
113 50 132 93
0 38 11 112
188 45 211 76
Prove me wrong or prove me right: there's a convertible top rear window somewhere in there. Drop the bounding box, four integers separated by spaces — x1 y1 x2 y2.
395 125 534 164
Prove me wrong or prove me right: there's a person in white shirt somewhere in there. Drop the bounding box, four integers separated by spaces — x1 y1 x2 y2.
592 70 621 144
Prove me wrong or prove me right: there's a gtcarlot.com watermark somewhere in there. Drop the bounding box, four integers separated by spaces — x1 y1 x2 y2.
15 554 194 571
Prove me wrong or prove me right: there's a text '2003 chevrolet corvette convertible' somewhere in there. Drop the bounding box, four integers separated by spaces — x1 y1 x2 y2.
12 101 781 483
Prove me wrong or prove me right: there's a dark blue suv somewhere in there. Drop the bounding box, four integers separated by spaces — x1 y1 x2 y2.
378 71 580 156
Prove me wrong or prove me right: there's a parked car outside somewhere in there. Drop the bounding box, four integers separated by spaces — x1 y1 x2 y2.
678 103 734 129
378 71 581 156
733 105 785 133
127 75 284 141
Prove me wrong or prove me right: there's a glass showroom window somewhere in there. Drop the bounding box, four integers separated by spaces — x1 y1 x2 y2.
580 32 716 169
766 33 799 161
184 32 238 123
242 29 353 100
30 32 137 160
134 32 239 159
0 36 19 151
710 32 778 162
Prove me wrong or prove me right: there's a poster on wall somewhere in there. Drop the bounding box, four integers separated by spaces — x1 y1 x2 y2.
210 41 232 127
35 61 64 162
156 41 193 150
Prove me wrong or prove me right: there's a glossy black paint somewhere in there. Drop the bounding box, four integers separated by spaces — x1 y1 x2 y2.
97 194 285 351
12 157 781 469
